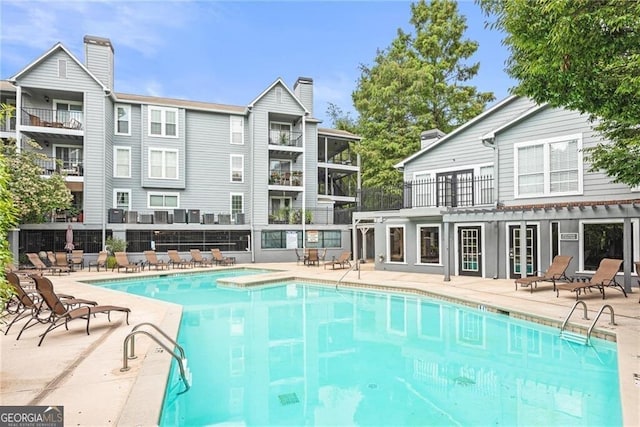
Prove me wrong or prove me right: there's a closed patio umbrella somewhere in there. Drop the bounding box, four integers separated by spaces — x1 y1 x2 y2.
64 224 75 252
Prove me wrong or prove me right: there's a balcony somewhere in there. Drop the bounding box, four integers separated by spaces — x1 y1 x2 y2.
404 175 494 208
21 107 84 131
34 157 84 176
269 170 303 187
268 207 353 225
269 130 303 160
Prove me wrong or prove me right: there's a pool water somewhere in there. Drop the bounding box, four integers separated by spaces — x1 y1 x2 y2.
100 271 622 426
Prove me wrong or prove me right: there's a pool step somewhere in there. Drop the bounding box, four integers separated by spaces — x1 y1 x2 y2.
560 330 588 345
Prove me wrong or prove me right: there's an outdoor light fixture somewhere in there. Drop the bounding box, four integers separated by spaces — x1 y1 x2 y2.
378 254 385 263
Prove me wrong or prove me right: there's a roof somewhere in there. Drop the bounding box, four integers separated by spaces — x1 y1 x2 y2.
481 103 549 141
115 93 247 114
395 95 519 169
0 80 16 92
318 127 361 140
9 42 108 92
248 77 309 114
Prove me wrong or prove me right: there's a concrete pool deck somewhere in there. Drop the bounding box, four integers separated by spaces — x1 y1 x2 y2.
1 262 638 426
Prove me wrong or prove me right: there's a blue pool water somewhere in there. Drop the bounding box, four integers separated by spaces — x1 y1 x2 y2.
99 270 622 426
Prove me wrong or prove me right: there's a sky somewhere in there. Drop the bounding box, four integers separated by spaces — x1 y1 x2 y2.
0 0 516 126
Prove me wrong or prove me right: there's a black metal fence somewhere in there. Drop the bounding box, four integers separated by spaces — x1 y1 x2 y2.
404 175 494 208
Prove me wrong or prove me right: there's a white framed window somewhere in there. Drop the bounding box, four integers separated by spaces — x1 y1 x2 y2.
270 122 292 145
52 145 83 175
579 219 638 272
53 99 83 125
148 192 179 209
113 146 131 178
386 225 405 264
417 224 441 265
148 148 178 179
114 189 131 211
230 116 244 144
58 59 67 78
514 134 582 198
230 155 244 182
231 193 244 215
115 105 131 135
148 106 178 137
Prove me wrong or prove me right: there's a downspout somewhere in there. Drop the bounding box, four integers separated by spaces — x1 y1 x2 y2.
302 114 306 248
15 85 22 153
249 107 255 262
102 91 109 250
482 135 500 278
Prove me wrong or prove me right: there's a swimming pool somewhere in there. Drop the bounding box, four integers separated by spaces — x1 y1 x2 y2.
101 270 622 426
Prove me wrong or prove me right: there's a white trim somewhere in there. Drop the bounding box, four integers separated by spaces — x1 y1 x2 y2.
114 104 132 136
148 148 179 179
113 146 131 178
113 189 132 211
230 192 244 214
514 133 583 199
504 221 541 279
248 78 309 113
147 192 180 209
453 223 486 278
416 223 442 266
230 154 244 183
148 105 179 138
230 115 244 145
386 224 406 264
578 219 639 272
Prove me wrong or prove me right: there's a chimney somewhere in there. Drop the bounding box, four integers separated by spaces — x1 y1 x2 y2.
420 129 446 149
83 35 114 92
293 77 313 116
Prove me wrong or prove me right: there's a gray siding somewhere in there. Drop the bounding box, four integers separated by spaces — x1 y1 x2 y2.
83 92 110 225
84 41 113 91
19 49 101 93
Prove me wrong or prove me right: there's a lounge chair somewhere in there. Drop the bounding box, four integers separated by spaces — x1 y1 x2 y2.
294 248 304 265
514 255 572 293
4 272 96 336
88 251 108 272
210 248 235 266
168 250 192 269
113 252 141 273
306 249 319 267
556 258 627 300
70 250 84 270
55 252 72 272
324 251 352 269
144 250 170 270
17 275 129 346
26 252 69 275
190 249 212 267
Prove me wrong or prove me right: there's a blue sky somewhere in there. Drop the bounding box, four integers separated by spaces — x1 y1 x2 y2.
0 0 515 125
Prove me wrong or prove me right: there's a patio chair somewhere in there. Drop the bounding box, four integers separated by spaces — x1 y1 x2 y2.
55 252 72 274
306 249 319 267
210 248 235 266
113 252 141 273
4 272 96 336
168 250 192 269
27 252 69 275
144 250 170 270
190 249 212 267
294 248 304 265
324 251 352 270
514 255 573 293
17 275 129 346
70 250 84 270
556 258 627 300
88 251 108 272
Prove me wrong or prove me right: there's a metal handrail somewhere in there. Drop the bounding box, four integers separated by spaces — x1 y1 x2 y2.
586 305 615 344
560 300 589 333
121 322 190 394
336 258 360 289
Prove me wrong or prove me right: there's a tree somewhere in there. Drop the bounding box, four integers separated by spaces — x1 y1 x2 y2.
0 120 18 306
1 102 72 224
326 103 358 133
480 0 640 186
352 0 495 187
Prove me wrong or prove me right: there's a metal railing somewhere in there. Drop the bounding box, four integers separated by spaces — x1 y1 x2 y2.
404 175 494 208
269 130 303 147
268 170 303 186
21 107 84 130
33 157 84 176
268 207 354 225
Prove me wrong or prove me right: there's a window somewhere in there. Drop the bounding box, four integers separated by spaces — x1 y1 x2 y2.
230 116 244 144
270 122 292 145
260 230 341 249
231 193 243 215
149 149 178 179
269 159 291 185
58 59 67 78
114 147 131 178
387 225 405 263
230 155 244 182
515 134 582 197
580 220 637 271
54 100 83 125
418 224 441 264
114 190 131 211
115 105 131 135
53 145 83 175
148 192 179 209
148 106 178 137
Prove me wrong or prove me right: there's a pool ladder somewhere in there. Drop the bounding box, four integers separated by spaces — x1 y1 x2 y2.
560 301 616 345
121 322 191 394
336 258 360 289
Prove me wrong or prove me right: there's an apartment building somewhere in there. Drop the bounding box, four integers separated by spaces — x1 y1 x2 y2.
2 36 360 263
355 96 639 292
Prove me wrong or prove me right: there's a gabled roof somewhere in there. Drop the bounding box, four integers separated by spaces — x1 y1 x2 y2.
318 127 362 140
0 80 16 92
248 77 309 114
395 95 519 169
9 42 108 92
481 103 549 141
115 92 247 114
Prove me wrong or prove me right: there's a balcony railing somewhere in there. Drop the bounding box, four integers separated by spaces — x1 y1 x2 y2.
34 157 84 176
21 107 84 130
404 175 494 208
268 207 353 225
269 130 303 147
269 170 303 186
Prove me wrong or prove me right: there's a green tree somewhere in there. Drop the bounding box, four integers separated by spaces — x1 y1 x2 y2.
326 102 358 133
480 0 640 186
0 119 18 306
352 0 494 187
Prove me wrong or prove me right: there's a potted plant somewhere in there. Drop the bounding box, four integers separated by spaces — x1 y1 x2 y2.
291 171 302 186
270 171 281 185
105 237 127 269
